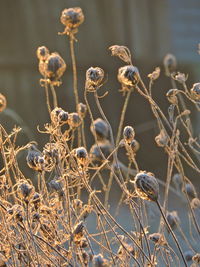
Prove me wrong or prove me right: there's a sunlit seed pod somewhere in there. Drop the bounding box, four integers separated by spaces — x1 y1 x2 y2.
163 53 177 76
123 126 135 144
26 144 45 172
191 198 200 210
109 45 132 64
68 112 82 128
0 93 7 113
50 107 68 125
133 171 159 201
90 118 109 141
184 250 194 262
75 147 88 165
172 71 188 84
89 141 112 163
192 253 200 264
60 7 84 30
149 233 166 246
166 89 178 105
77 102 87 118
148 67 161 81
44 52 66 82
184 183 196 199
155 129 169 147
118 65 140 87
17 182 35 201
85 67 104 92
36 46 49 61
93 254 109 267
190 83 200 101
73 221 84 242
166 211 179 231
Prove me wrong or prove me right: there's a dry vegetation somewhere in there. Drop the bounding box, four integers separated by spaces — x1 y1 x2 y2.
0 6 200 267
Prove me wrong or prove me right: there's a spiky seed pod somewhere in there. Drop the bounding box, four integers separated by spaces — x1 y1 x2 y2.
155 129 169 147
26 145 45 172
89 141 112 163
109 45 132 64
192 253 200 264
44 52 66 84
36 46 49 61
163 53 177 76
17 182 35 202
93 254 109 267
166 211 180 231
133 171 159 201
123 126 135 144
68 112 82 128
75 147 88 166
118 65 140 89
60 7 84 34
191 198 200 210
85 67 104 92
190 83 200 101
0 94 6 113
50 107 68 125
184 250 194 262
90 118 109 141
184 183 196 199
166 89 178 105
77 103 87 118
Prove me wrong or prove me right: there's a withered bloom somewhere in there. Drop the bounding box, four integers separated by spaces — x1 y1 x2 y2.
85 67 104 92
68 112 82 128
109 45 132 64
90 118 109 141
118 65 140 91
166 89 178 105
36 46 49 61
123 126 135 144
190 83 200 101
77 103 87 118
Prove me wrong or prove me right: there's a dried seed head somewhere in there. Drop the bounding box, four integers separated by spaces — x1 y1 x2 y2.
123 126 135 144
166 89 178 105
184 250 194 262
118 65 140 89
192 253 200 264
32 192 42 209
148 67 161 81
73 221 84 242
26 144 45 172
0 93 7 113
60 7 84 34
191 83 200 101
171 71 188 84
68 112 82 128
155 129 169 147
90 118 109 141
85 67 104 92
172 173 183 190
133 171 159 201
163 53 177 76
149 233 166 246
51 107 68 125
75 147 88 165
129 139 140 154
109 45 132 64
90 141 112 163
49 178 63 192
93 254 109 267
17 181 35 202
166 211 179 231
36 46 49 61
191 198 200 210
184 183 196 199
77 103 87 118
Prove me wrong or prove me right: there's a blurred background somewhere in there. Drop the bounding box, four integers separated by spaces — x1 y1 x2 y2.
0 0 200 184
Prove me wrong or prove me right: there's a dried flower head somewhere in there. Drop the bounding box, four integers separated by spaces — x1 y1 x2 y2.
26 144 45 172
184 183 196 199
50 107 68 125
155 129 169 147
123 126 135 144
192 253 200 264
17 181 35 202
85 67 104 92
75 147 88 166
149 233 167 246
166 211 180 231
171 71 188 84
68 112 82 128
148 67 161 81
60 7 84 35
163 53 177 76
36 46 49 61
90 141 112 163
118 65 140 90
44 52 66 85
77 103 87 118
109 45 132 64
90 118 109 141
72 221 84 243
133 171 159 201
190 83 200 101
93 254 109 267
166 89 178 105
0 93 7 113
